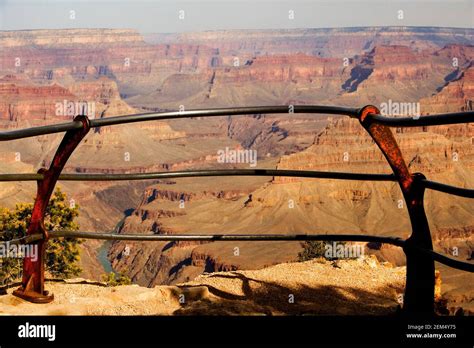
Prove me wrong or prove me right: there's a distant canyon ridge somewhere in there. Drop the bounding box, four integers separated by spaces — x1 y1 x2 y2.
0 27 472 309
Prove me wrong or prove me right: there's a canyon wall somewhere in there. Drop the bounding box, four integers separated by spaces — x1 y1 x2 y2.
0 27 472 289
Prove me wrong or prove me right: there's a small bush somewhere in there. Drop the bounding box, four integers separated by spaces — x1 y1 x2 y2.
298 241 326 261
101 271 132 286
298 240 347 261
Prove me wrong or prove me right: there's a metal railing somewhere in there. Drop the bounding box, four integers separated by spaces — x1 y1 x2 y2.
0 104 473 314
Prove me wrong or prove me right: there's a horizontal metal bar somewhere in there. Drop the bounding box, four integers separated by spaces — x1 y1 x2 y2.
0 231 406 248
1 107 472 141
89 105 360 128
0 169 397 182
0 234 43 246
431 252 474 272
2 171 473 197
0 121 83 141
4 231 471 272
60 169 396 182
411 247 474 273
0 105 359 141
47 231 407 247
0 173 44 181
1 230 405 247
2 172 473 200
368 111 474 127
422 179 474 198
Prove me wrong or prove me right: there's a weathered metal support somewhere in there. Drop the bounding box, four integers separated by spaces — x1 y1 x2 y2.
402 173 435 314
13 115 90 303
358 105 434 314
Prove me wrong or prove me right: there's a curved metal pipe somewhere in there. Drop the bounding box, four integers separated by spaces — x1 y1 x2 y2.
367 111 474 127
422 179 474 198
0 170 395 182
0 121 83 141
5 231 471 272
1 107 472 141
59 169 395 182
0 105 359 141
90 105 360 127
46 230 406 246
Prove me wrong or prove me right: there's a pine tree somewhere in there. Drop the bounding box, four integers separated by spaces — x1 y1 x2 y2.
0 188 82 285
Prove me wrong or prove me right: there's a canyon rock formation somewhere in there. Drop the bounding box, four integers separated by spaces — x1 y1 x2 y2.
0 26 472 312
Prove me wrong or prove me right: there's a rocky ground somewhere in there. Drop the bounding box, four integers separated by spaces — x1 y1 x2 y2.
1 256 407 315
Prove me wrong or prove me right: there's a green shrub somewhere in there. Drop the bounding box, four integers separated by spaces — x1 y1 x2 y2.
0 188 82 285
298 240 347 261
298 241 327 261
101 271 132 286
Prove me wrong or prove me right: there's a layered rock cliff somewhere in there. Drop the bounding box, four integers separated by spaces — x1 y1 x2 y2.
0 29 144 48
0 26 472 293
109 114 473 289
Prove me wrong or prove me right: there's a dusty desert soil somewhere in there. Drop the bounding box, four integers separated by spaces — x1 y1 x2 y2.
0 256 406 316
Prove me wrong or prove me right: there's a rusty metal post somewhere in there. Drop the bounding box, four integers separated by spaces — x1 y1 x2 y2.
13 115 90 303
358 105 434 314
